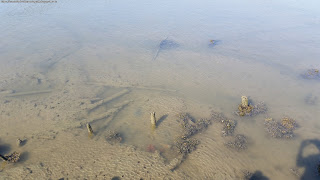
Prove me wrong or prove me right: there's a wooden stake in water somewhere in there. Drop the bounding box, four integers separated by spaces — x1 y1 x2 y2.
241 96 249 107
150 112 157 127
86 123 94 138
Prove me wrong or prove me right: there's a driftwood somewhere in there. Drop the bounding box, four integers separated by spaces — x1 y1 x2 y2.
6 90 52 97
86 89 130 111
82 100 132 126
86 82 177 93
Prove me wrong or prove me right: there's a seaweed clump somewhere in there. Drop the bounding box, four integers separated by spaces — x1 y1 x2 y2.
225 134 248 151
250 102 268 116
222 119 237 137
281 117 298 130
1 151 20 170
264 117 299 139
105 131 123 145
301 69 320 80
236 96 267 116
178 113 211 138
175 138 199 154
211 111 237 136
0 152 20 163
170 113 212 170
175 113 211 154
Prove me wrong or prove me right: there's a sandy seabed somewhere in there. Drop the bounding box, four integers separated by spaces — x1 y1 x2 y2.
0 47 318 180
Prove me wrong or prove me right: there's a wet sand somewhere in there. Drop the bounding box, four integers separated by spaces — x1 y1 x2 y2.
0 47 319 179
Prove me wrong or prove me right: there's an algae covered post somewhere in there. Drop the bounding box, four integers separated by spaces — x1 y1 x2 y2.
238 96 253 116
241 96 249 107
236 96 267 116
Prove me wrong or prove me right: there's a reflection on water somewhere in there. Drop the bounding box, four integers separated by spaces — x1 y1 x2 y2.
0 0 320 179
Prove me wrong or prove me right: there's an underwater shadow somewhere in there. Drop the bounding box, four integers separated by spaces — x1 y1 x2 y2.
19 151 30 163
296 139 320 180
20 139 27 147
248 171 269 180
156 114 168 127
152 37 180 61
0 144 11 155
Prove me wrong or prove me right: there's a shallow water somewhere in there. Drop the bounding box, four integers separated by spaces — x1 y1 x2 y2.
1 0 320 179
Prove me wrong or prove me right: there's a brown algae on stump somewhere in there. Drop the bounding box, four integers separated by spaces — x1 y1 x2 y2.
236 96 267 116
264 117 299 139
241 96 249 107
238 96 253 116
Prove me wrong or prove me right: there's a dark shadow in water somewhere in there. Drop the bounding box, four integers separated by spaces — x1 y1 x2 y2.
296 139 320 180
0 144 11 155
156 114 168 127
20 139 27 147
111 176 121 180
153 37 179 61
248 171 269 180
19 151 30 163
